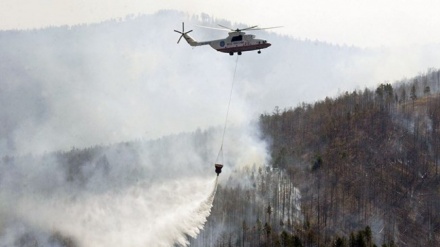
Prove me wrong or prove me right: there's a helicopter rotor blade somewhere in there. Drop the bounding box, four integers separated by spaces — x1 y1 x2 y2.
240 25 259 31
217 24 260 32
195 24 230 31
249 26 284 30
177 35 183 44
193 23 280 32
218 24 234 31
175 22 194 44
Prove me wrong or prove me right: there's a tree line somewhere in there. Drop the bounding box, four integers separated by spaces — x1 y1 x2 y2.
191 68 440 246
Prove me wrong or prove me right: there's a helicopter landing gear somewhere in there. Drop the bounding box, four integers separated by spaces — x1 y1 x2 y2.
258 50 261 54
229 52 234 56
238 51 242 55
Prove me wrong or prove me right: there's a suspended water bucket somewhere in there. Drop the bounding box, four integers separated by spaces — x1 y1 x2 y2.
215 164 223 176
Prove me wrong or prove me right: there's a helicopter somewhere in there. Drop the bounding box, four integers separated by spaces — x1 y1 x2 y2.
174 22 280 55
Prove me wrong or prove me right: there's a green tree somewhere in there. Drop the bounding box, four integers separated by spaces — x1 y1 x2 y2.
264 223 272 246
242 220 248 247
335 236 347 247
312 155 323 171
364 226 372 247
267 205 273 224
400 88 407 104
410 83 418 112
292 235 303 247
356 230 367 247
410 83 417 108
424 86 431 95
349 232 356 247
280 231 289 247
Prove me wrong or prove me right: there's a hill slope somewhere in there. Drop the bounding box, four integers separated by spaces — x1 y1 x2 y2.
240 69 440 246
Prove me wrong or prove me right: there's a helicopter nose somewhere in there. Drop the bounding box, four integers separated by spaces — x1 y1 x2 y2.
263 40 271 47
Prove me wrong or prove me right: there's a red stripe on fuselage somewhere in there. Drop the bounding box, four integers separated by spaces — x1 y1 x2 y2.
216 43 271 53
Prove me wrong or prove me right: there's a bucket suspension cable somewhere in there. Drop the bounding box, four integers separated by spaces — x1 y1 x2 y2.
215 56 239 176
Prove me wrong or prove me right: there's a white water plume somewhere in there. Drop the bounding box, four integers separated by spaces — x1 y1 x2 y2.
0 125 266 247
12 177 216 247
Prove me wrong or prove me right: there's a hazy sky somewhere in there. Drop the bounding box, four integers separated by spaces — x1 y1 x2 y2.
2 1 440 155
2 0 440 47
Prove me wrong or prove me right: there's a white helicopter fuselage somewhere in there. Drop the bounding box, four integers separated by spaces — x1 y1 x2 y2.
182 31 271 55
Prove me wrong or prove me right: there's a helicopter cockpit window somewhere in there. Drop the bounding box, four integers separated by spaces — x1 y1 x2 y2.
231 35 243 42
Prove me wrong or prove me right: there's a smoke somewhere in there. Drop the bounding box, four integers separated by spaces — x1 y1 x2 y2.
2 11 440 156
0 12 231 156
0 11 272 246
334 45 440 89
0 125 267 246
1 10 440 246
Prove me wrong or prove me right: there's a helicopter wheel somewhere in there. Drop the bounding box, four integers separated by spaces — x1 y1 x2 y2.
258 50 261 54
238 51 242 55
229 52 234 56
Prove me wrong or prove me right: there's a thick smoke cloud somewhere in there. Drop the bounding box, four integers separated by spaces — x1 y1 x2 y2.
1 11 440 156
1 10 440 246
0 12 234 155
0 126 267 246
0 11 271 246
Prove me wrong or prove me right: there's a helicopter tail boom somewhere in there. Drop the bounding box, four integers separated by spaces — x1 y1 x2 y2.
174 22 210 47
181 33 208 47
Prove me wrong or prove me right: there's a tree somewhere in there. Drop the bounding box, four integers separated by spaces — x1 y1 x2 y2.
364 226 372 247
375 83 393 110
257 218 263 246
424 86 431 96
292 235 303 247
400 88 407 105
267 204 273 224
335 236 347 247
356 230 367 247
264 223 272 245
280 231 289 247
312 155 323 171
410 83 417 109
349 232 356 247
242 220 248 247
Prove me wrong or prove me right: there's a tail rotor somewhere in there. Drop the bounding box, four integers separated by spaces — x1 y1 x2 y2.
174 22 193 44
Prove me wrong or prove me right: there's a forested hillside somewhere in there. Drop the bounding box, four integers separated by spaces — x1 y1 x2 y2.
191 69 440 247
2 10 440 247
3 68 440 247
